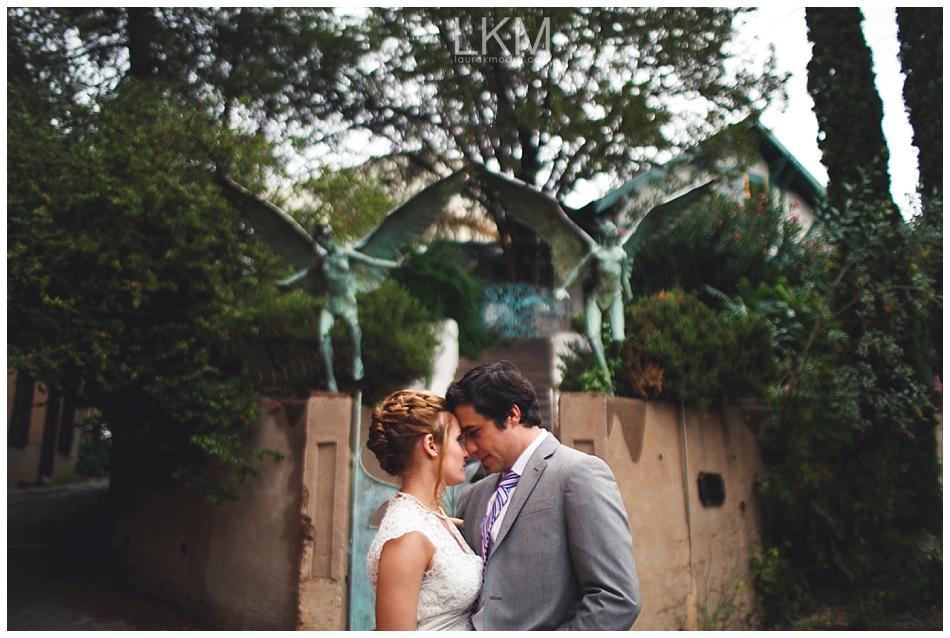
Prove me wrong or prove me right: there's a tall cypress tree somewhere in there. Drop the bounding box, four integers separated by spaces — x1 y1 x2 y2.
750 8 945 626
805 8 897 218
896 7 943 199
896 8 943 392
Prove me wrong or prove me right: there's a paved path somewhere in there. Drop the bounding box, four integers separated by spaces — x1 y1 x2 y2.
7 479 213 630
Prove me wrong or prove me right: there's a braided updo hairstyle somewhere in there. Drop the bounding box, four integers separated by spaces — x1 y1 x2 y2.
368 390 452 497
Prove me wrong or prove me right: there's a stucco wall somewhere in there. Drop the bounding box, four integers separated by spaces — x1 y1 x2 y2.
7 370 80 486
111 394 354 630
558 393 764 630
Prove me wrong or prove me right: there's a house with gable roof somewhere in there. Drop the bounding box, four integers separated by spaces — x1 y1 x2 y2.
568 119 826 239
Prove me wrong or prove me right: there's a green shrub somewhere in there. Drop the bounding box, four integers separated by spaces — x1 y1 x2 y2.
232 280 438 406
229 286 328 394
749 546 809 626
348 279 438 405
630 187 808 301
75 423 112 478
618 290 776 412
557 339 617 394
392 241 492 360
559 290 776 412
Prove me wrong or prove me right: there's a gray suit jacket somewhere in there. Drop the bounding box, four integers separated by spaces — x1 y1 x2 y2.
460 433 641 630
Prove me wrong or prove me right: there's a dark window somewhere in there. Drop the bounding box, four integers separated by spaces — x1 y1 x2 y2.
8 372 34 449
698 472 725 507
39 388 62 478
57 396 77 456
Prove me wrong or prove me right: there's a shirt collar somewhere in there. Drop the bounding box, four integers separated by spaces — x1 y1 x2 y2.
510 428 548 477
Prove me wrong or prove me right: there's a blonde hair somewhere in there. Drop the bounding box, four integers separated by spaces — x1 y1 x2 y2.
367 390 451 500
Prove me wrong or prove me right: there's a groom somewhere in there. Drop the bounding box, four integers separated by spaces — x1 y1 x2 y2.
446 361 641 631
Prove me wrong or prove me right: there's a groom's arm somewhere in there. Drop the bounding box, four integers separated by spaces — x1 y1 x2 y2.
561 454 641 630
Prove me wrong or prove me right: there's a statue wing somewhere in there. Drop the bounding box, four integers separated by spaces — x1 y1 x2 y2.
350 167 473 292
353 167 473 259
216 175 325 273
622 178 719 259
474 165 598 286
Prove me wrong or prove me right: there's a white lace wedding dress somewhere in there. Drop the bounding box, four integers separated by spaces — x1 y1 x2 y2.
367 493 483 631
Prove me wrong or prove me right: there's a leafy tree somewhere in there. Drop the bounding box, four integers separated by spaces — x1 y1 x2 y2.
289 154 489 244
350 8 785 280
6 8 444 500
7 83 276 500
753 179 942 626
911 190 944 386
293 167 398 242
49 7 358 138
805 8 896 218
896 7 943 199
746 17 943 614
11 8 786 285
7 9 86 117
8 85 443 498
896 8 943 379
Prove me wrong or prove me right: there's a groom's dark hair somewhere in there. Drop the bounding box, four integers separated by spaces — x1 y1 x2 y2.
445 360 542 429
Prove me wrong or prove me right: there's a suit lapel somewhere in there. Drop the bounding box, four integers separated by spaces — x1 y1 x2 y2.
490 434 559 556
465 476 497 551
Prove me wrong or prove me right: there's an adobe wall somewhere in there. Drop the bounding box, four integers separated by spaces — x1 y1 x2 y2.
558 393 764 630
111 394 354 630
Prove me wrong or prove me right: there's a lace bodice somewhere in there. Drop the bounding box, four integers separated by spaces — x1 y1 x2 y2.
367 493 483 631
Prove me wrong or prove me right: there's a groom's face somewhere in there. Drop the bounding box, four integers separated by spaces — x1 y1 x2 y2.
454 404 519 474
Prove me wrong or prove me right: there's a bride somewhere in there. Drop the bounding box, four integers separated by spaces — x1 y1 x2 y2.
366 390 482 630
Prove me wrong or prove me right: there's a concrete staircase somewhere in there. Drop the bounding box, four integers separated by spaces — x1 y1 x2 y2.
453 338 557 431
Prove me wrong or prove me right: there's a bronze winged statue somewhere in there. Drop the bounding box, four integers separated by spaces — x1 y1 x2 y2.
474 165 717 394
216 168 472 393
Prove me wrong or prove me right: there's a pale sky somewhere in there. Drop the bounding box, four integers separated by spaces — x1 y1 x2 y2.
735 6 921 218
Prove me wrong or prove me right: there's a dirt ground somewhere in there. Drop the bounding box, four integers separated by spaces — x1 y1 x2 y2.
7 478 213 630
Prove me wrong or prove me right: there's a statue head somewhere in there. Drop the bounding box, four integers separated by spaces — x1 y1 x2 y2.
312 224 336 250
598 219 626 246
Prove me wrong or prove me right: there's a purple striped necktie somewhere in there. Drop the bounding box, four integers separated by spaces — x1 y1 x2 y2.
480 470 520 564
